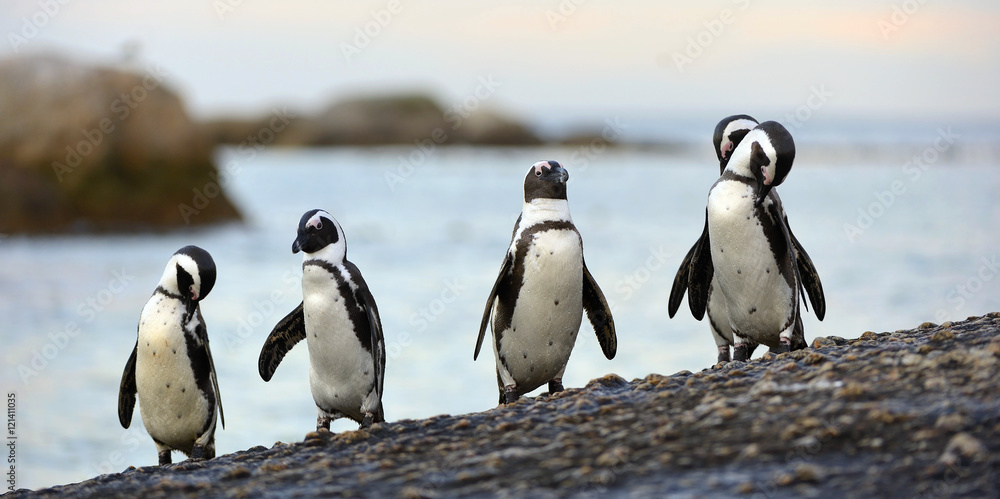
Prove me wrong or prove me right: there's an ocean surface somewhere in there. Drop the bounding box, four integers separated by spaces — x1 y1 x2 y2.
2 141 999 490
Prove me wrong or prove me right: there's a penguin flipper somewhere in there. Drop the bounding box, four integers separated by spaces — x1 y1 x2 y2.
687 212 714 320
118 340 138 428
668 236 701 318
476 254 512 360
258 302 306 382
787 221 826 321
358 282 386 423
582 259 617 360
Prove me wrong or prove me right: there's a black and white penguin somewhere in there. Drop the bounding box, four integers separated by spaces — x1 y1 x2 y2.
686 121 805 360
475 160 617 405
118 245 224 465
258 209 385 430
669 116 826 363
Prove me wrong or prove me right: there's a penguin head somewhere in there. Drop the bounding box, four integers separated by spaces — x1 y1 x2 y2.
160 245 216 303
712 114 758 173
728 121 795 208
523 160 569 202
293 209 346 262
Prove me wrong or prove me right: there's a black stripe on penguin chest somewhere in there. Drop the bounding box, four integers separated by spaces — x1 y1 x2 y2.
493 220 581 354
181 311 216 412
304 260 373 352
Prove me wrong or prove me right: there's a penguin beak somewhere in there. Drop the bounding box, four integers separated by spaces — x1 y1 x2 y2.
754 182 773 208
547 165 569 183
292 235 304 254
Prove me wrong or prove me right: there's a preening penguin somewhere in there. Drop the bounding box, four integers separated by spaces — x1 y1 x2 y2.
475 160 617 405
668 115 825 363
697 121 803 360
259 209 386 430
118 245 224 465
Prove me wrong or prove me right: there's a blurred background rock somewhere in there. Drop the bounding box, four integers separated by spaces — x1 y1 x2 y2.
0 54 241 234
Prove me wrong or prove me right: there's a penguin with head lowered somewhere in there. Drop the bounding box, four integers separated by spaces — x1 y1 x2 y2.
259 209 385 429
668 115 825 363
684 121 809 360
118 245 224 465
475 160 617 405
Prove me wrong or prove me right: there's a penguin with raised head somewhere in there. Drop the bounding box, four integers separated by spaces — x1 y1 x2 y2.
668 115 825 363
259 209 385 430
475 160 617 405
687 121 802 360
118 245 224 465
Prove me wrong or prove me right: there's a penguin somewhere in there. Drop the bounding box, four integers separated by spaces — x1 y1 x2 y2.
475 160 617 405
258 209 385 430
668 115 825 363
685 121 804 361
118 245 224 465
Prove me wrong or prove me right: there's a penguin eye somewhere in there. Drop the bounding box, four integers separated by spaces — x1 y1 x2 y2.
315 221 323 230
535 170 542 177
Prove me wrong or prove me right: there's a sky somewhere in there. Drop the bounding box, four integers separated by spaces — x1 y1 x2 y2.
1 1 999 132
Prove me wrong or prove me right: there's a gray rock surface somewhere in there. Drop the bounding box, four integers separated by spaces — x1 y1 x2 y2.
10 314 1000 497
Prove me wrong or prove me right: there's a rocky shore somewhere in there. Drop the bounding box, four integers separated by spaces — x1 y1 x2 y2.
11 314 1000 497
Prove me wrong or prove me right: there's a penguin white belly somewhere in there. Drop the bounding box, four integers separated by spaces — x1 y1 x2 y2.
707 182 794 345
134 296 209 453
706 279 734 345
496 229 584 392
302 267 373 421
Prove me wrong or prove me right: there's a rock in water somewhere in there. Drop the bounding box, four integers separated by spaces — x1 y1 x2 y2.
0 53 241 234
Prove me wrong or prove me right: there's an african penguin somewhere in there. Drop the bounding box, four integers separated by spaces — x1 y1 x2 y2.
699 121 803 361
475 160 616 405
118 245 224 465
669 116 826 363
258 209 385 430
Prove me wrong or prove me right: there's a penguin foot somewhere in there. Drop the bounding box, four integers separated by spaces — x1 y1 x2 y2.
717 346 731 364
191 444 206 460
503 385 519 405
777 338 791 354
733 344 750 362
361 413 374 429
548 378 564 395
158 450 171 466
316 415 332 431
